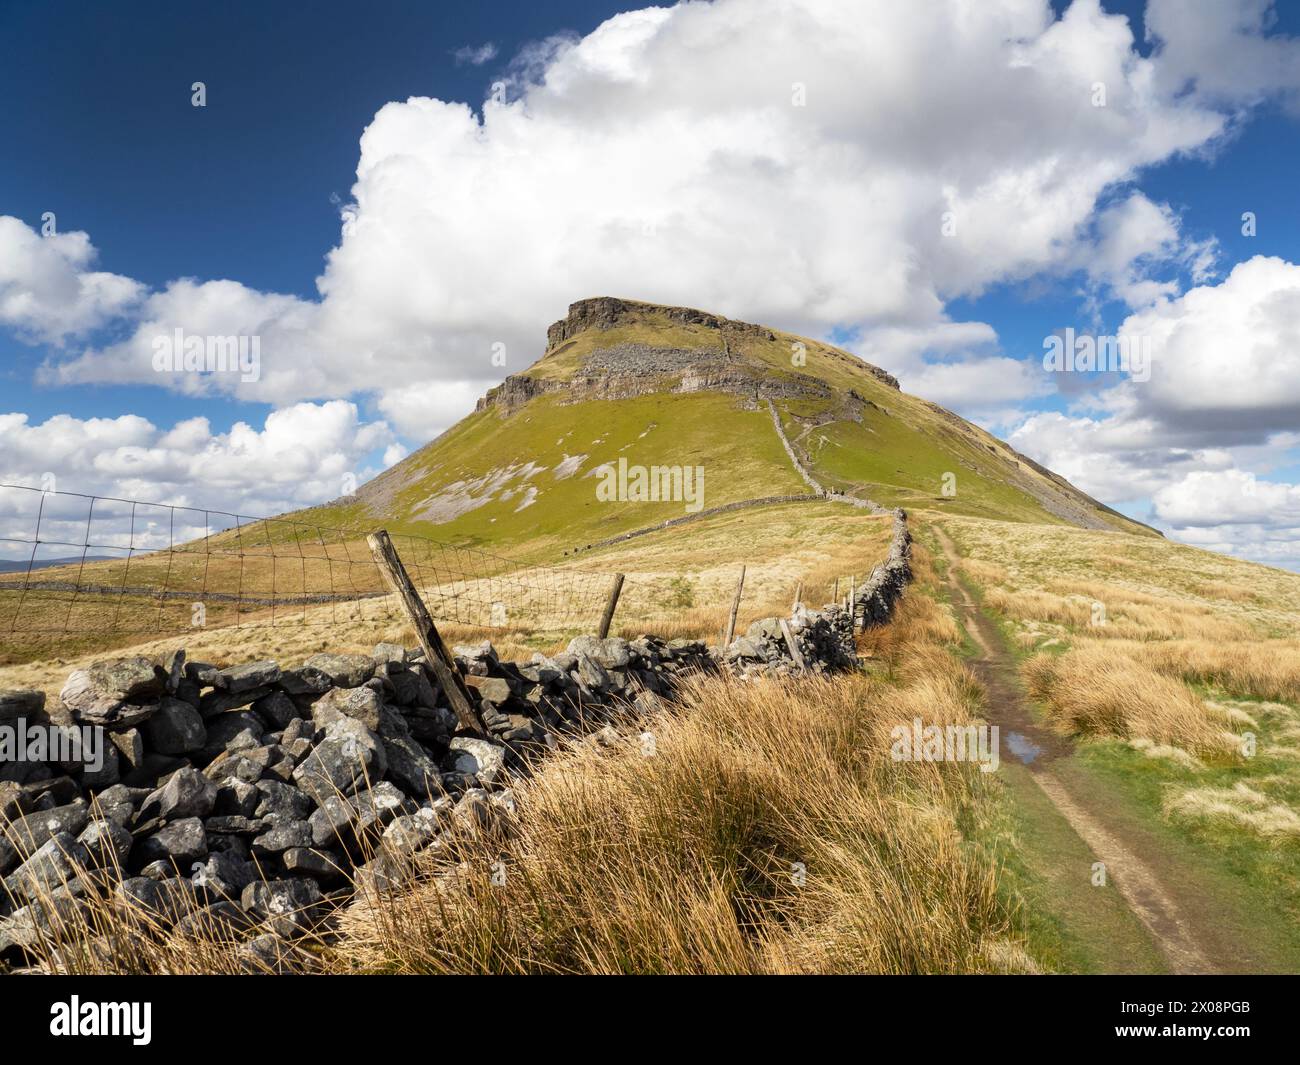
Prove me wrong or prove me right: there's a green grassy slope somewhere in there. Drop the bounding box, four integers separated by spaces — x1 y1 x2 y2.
285 297 1155 553
297 390 807 557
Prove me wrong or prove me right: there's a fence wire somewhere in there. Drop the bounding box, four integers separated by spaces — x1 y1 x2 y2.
0 484 614 645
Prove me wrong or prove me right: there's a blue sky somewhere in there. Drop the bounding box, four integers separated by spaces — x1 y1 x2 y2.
0 0 625 430
2 0 1299 566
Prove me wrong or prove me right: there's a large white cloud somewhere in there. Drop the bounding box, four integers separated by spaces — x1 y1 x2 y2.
1153 468 1300 527
0 216 142 344
0 402 398 541
1008 253 1300 565
1118 255 1300 438
1147 0 1300 110
24 0 1298 438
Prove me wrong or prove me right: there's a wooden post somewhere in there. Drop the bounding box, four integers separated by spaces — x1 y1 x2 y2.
597 573 625 639
792 580 803 611
724 565 746 646
778 618 806 671
849 573 856 626
367 530 480 734
833 577 839 602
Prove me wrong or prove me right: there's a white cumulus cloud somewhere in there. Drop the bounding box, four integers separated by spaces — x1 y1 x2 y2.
0 402 399 538
20 0 1299 426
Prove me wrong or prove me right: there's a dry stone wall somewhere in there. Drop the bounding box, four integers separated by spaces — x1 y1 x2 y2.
0 512 910 968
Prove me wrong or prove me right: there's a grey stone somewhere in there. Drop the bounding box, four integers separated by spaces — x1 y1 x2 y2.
240 878 322 938
58 657 163 726
567 635 632 670
4 833 89 900
109 728 145 772
281 716 314 746
237 931 308 973
0 689 44 722
378 663 423 705
372 642 409 665
282 847 343 879
465 675 513 705
292 717 386 803
113 875 162 914
0 891 87 957
575 654 612 692
77 818 132 869
0 799 89 874
137 817 207 868
89 785 136 827
143 696 207 755
452 641 496 675
302 653 374 689
254 779 313 821
213 780 260 818
173 900 254 940
203 815 265 835
160 648 187 693
217 660 281 693
310 685 382 731
140 767 217 821
199 711 264 762
381 808 442 854
252 818 313 855
113 876 200 928
191 849 256 899
252 690 300 730
308 782 410 850
440 736 507 785
277 667 332 696
198 686 272 720
78 743 120 789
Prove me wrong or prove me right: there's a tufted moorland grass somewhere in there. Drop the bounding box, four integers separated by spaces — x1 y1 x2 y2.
936 513 1300 958
326 570 1037 975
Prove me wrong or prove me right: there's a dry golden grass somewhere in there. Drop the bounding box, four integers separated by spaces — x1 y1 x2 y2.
1 505 894 701
330 599 1026 975
1023 645 1240 756
9 583 1034 976
1164 783 1300 839
941 512 1300 640
1131 639 1300 705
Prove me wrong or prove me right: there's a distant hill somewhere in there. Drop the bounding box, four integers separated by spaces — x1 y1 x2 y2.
0 555 114 573
289 296 1155 554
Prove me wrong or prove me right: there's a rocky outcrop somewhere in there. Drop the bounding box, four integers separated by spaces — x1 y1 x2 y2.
475 297 898 418
545 296 775 351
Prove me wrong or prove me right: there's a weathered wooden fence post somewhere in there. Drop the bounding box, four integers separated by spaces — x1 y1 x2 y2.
367 530 481 734
597 572 625 639
849 573 856 623
792 580 803 611
778 618 806 671
724 564 746 646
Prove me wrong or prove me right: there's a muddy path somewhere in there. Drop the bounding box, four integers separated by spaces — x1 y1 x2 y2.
930 522 1243 975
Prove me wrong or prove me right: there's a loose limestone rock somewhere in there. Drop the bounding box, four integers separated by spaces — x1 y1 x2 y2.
59 658 163 727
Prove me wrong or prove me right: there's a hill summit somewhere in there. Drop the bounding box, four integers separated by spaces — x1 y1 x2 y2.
302 297 1152 553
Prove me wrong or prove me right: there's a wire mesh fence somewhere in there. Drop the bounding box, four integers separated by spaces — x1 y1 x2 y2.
0 484 615 649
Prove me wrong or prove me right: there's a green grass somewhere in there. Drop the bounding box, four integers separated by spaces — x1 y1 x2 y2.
1066 732 1300 972
273 301 1154 557
968 760 1170 974
292 390 808 556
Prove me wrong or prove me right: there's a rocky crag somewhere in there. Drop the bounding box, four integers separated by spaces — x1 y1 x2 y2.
475 297 900 417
